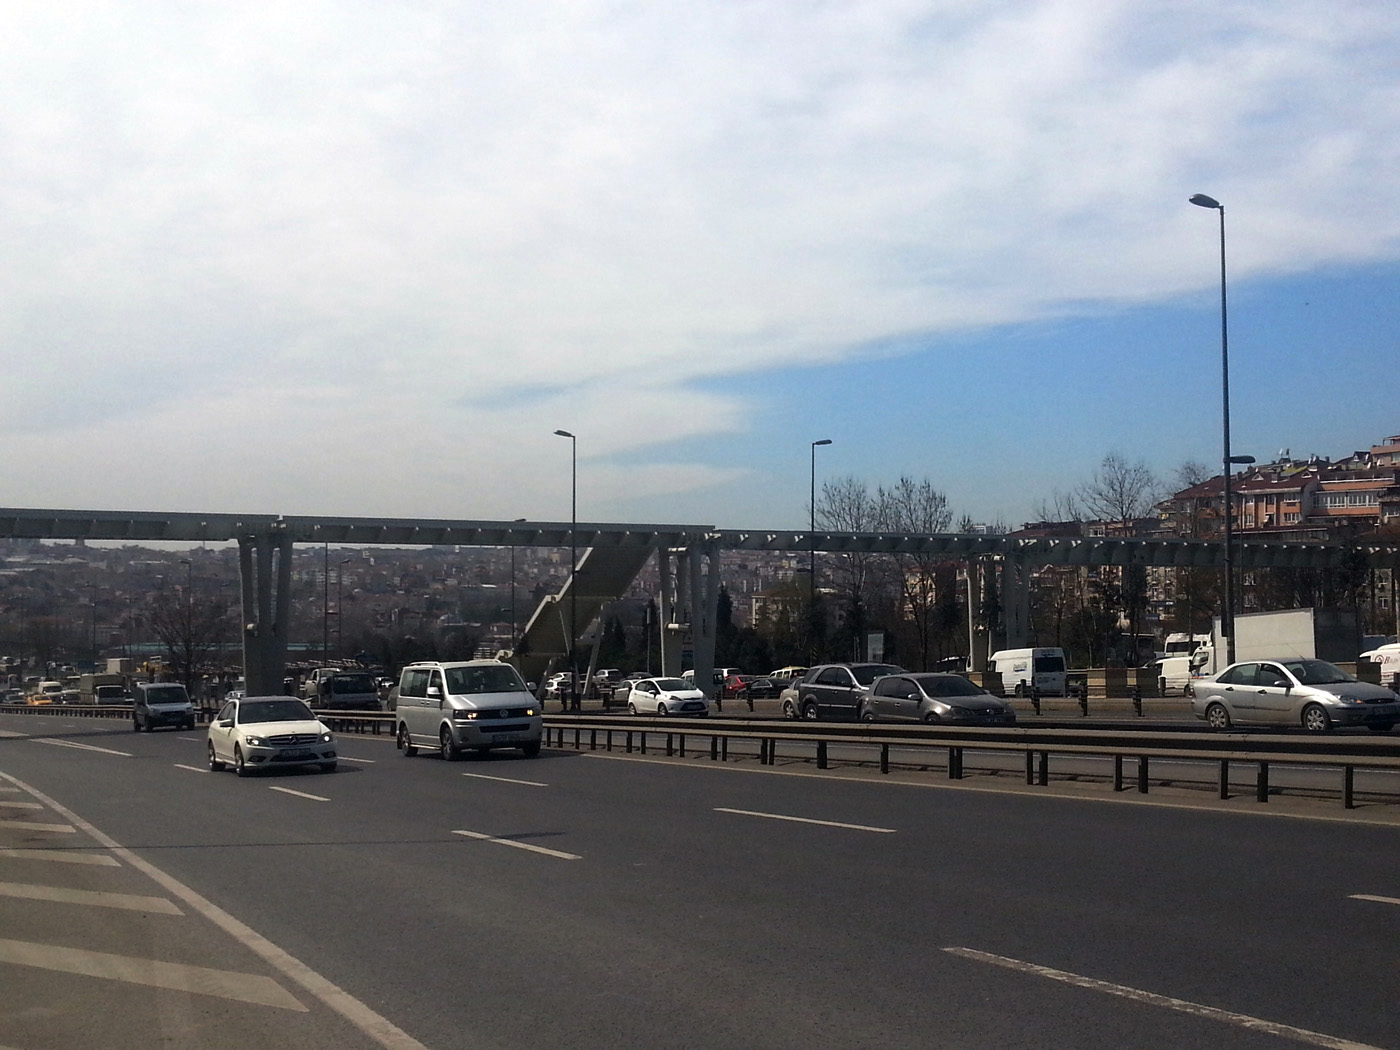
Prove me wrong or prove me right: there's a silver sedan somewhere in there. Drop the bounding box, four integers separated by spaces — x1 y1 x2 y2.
1191 659 1400 732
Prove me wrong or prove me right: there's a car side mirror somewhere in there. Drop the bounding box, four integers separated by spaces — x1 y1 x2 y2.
218 718 233 728
427 686 442 699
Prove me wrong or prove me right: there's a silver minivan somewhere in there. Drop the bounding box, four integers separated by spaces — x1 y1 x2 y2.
395 661 543 760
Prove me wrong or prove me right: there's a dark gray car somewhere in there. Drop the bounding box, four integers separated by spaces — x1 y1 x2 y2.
793 663 905 720
862 673 1016 725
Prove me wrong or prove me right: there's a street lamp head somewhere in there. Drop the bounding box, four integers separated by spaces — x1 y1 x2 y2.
1189 193 1222 210
812 438 833 448
1228 454 1256 465
554 429 574 439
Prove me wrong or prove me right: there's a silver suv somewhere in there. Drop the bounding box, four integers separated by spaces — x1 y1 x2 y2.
394 661 543 760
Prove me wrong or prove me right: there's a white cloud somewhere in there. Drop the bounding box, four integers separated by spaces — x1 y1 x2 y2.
2 1 1399 519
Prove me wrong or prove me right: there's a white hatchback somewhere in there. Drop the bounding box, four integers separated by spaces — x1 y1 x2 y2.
208 696 337 776
625 677 709 717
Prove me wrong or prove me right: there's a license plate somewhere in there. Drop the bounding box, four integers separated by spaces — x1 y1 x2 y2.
281 748 312 759
495 733 522 743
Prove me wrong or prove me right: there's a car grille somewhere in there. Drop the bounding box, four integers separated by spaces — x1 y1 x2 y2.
267 732 319 745
679 702 706 712
480 722 531 733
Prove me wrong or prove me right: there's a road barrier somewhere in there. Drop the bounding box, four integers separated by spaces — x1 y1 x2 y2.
542 715 1400 810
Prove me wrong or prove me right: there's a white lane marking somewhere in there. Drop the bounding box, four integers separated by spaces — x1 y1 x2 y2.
174 764 209 774
176 736 202 742
1 772 434 1050
0 881 182 915
0 730 27 738
0 848 120 866
944 947 1385 1050
268 786 330 802
0 800 44 810
715 807 896 833
338 756 375 764
0 938 305 1011
1349 893 1400 907
452 829 580 860
0 785 20 790
460 772 547 787
0 819 75 833
32 738 132 757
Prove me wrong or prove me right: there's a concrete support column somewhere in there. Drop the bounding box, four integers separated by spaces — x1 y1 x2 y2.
691 546 719 699
239 525 293 697
1000 555 1031 650
658 546 682 676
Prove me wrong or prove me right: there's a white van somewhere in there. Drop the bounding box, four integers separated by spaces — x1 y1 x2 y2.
988 648 1068 697
1152 656 1193 696
395 660 542 760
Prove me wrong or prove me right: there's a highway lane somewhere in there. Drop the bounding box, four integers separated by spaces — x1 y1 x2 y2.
2 712 1398 1050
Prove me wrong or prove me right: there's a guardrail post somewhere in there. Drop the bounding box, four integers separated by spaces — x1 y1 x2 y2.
679 733 686 757
715 695 722 714
1219 760 1230 800
1343 765 1354 809
1256 761 1269 803
881 743 889 775
1137 756 1149 793
607 729 613 752
1025 750 1035 785
768 739 776 765
574 727 581 750
590 729 597 750
746 693 754 712
626 731 633 754
722 736 729 761
1037 751 1048 786
1132 685 1142 718
817 740 827 770
666 733 674 757
641 732 648 755
1079 689 1089 718
1030 685 1041 716
1113 755 1123 791
711 735 718 761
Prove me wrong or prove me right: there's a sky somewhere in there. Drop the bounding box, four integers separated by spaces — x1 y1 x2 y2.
3 1 1399 535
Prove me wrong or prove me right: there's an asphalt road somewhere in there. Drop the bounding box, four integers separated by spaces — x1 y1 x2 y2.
2 711 1398 1050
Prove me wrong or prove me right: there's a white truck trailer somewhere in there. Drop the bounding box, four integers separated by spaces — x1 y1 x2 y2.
1191 607 1361 677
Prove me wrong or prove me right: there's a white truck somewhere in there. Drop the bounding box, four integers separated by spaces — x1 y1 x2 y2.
1360 643 1400 685
1191 608 1361 678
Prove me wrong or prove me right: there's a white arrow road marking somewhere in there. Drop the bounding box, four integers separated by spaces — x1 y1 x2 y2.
0 938 305 1010
0 881 182 914
944 946 1385 1050
453 829 580 860
714 807 896 833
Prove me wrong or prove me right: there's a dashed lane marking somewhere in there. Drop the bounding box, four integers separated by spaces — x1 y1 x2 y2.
338 756 375 764
1349 893 1400 907
944 946 1385 1050
31 739 132 757
0 938 306 1011
714 807 896 833
460 772 547 787
0 819 75 834
268 786 330 802
174 764 209 773
452 829 580 860
0 848 120 866
0 881 182 914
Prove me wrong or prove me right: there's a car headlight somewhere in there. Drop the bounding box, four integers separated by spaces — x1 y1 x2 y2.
244 735 265 746
320 732 333 743
453 710 479 720
1337 695 1364 704
525 708 536 716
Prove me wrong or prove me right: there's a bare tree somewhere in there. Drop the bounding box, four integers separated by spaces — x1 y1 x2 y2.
1077 452 1158 522
876 477 956 670
816 476 890 659
1032 489 1084 522
1172 459 1213 491
147 592 229 692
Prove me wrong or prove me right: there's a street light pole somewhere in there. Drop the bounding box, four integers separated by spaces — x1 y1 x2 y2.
1189 193 1240 664
554 430 578 710
509 518 526 651
337 558 350 657
809 438 832 656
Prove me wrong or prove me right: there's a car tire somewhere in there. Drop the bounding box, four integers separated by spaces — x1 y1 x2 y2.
522 741 541 757
922 712 941 724
234 746 250 777
782 699 797 720
320 762 337 773
802 701 819 720
397 724 417 757
1204 702 1231 731
207 742 225 772
628 702 638 715
440 728 459 761
1301 703 1332 733
859 705 876 723
657 703 668 717
1014 683 1024 698
1183 684 1193 697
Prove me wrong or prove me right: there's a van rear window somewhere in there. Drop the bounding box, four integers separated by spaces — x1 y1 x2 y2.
1033 656 1066 673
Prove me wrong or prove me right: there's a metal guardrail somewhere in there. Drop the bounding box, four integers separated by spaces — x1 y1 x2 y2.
542 715 1400 810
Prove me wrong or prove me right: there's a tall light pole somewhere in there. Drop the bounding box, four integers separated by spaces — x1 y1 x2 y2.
509 517 526 651
554 430 578 710
1189 192 1241 664
809 438 832 656
337 558 351 657
322 542 330 664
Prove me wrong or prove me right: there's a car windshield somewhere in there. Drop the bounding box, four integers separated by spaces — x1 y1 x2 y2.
912 675 984 697
329 674 377 693
1280 660 1356 685
852 665 903 685
240 699 313 723
145 686 187 704
444 665 526 694
653 678 689 690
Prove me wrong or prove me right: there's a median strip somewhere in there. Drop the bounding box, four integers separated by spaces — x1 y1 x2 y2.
452 829 579 860
943 946 1384 1050
714 807 896 833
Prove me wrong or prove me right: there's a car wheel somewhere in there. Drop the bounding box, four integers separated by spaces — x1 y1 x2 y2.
802 701 819 720
440 728 459 761
1183 684 1194 697
397 724 417 756
1301 703 1332 733
657 703 668 717
1014 683 1024 698
320 762 337 773
522 741 541 757
922 712 941 724
234 746 250 777
1204 702 1231 731
859 705 876 723
628 702 638 715
207 741 225 772
782 699 797 720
